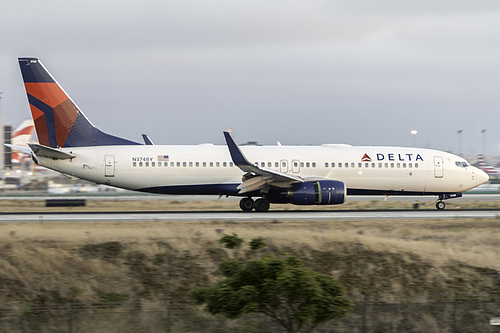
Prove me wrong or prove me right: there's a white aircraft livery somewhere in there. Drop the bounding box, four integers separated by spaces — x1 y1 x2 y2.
17 58 489 211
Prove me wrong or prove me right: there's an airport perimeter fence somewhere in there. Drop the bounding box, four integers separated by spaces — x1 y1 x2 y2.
1 295 500 332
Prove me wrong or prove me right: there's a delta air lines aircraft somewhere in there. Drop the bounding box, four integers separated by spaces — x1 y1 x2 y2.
16 58 488 211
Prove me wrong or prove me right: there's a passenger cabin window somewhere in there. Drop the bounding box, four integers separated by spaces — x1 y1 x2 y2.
312 162 316 168
133 162 137 167
152 162 155 167
331 163 335 167
223 162 227 167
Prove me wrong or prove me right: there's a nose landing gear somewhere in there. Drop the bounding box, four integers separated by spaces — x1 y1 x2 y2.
435 193 462 210
435 201 446 210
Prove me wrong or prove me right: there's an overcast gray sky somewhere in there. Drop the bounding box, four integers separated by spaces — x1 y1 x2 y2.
1 0 499 156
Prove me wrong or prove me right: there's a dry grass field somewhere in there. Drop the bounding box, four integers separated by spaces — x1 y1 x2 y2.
0 210 499 310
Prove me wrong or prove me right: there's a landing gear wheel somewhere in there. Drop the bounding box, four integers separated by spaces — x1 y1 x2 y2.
436 201 445 210
239 198 254 212
254 199 270 212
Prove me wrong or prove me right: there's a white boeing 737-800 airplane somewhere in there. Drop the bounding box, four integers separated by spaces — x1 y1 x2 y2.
16 58 488 211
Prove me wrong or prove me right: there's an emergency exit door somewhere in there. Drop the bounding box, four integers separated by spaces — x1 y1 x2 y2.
434 156 443 178
105 155 115 177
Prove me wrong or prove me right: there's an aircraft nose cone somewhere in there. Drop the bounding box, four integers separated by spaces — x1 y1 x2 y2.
476 169 489 185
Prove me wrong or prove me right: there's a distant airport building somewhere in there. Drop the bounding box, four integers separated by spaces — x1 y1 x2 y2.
4 124 11 170
0 115 3 170
0 116 13 170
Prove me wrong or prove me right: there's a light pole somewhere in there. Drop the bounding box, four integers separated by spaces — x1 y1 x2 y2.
410 130 418 147
481 129 487 156
457 130 463 157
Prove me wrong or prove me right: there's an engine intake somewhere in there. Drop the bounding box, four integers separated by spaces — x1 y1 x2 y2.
288 180 346 205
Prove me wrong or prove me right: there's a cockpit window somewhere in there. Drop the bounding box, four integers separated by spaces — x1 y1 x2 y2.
455 161 469 168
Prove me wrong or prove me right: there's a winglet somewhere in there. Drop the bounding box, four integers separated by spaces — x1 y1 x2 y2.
142 134 154 145
223 131 252 167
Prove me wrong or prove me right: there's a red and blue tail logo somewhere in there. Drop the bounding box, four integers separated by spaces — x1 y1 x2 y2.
18 58 139 148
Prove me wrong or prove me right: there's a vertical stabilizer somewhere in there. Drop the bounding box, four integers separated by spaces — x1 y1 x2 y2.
477 154 499 177
18 58 140 148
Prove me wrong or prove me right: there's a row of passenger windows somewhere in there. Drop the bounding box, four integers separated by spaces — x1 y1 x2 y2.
132 161 419 169
327 162 419 168
133 161 235 167
257 162 316 168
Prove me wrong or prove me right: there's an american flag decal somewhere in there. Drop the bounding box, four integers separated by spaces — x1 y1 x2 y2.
158 155 169 161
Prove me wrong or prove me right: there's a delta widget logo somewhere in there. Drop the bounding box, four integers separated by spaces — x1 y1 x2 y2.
361 153 372 162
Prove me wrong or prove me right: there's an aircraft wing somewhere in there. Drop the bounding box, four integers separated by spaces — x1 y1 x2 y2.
223 131 302 194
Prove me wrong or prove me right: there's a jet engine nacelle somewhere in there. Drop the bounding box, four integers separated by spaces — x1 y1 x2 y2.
288 180 346 205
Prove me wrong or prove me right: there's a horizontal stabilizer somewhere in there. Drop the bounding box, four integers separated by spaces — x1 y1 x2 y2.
5 144 32 155
28 143 76 160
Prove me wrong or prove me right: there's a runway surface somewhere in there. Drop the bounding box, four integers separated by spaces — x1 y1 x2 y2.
2 209 499 223
0 193 499 202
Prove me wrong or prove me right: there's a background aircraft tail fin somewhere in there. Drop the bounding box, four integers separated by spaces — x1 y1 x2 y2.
477 154 498 175
18 58 140 148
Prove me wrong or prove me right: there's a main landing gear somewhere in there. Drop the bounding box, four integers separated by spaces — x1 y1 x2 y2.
239 197 270 212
